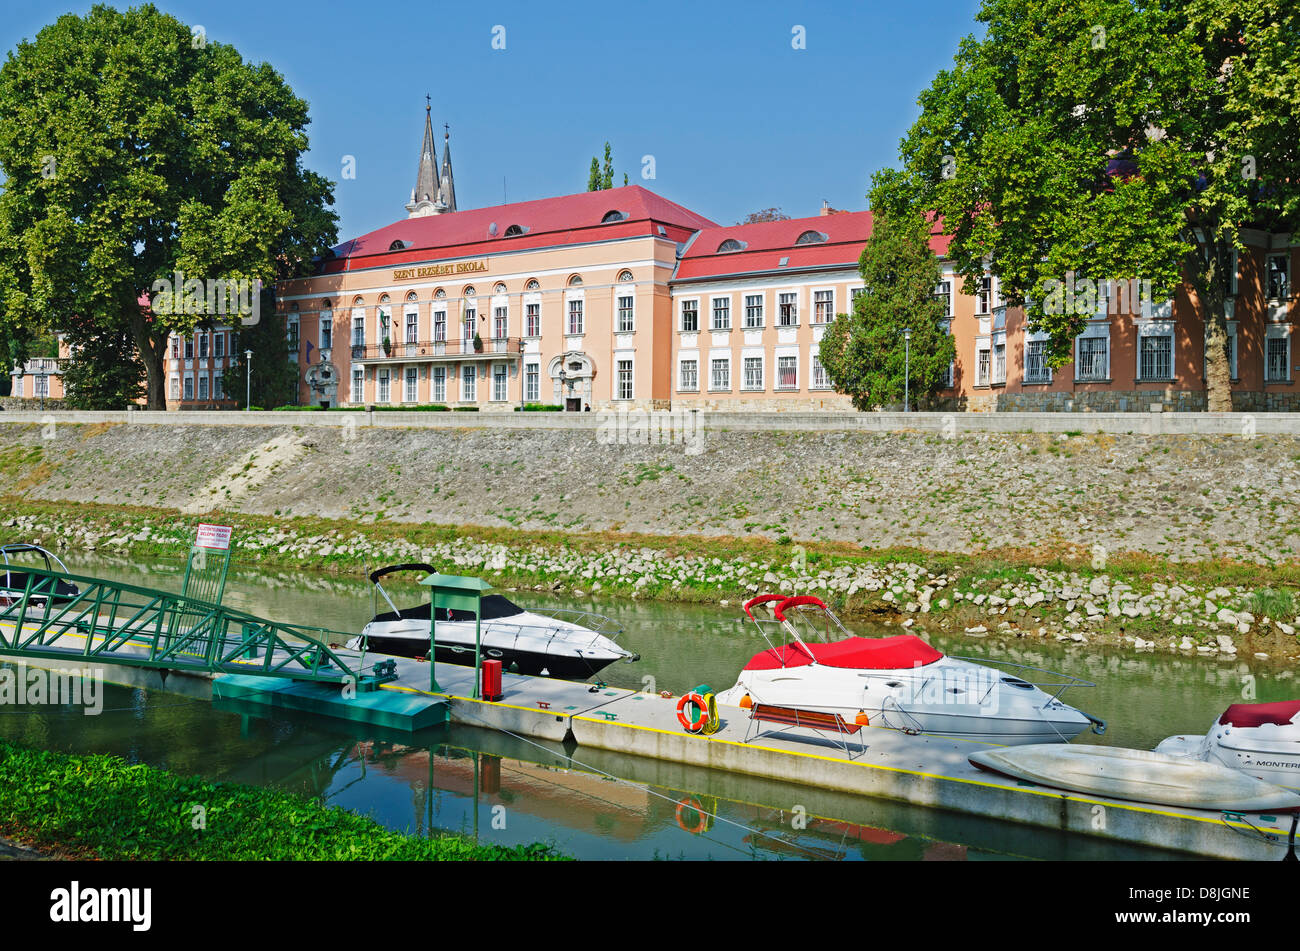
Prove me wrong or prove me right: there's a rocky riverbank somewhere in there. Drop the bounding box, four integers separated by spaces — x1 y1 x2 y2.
3 502 1297 663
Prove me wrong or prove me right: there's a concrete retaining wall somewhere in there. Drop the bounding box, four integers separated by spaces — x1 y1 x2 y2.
2 406 1298 435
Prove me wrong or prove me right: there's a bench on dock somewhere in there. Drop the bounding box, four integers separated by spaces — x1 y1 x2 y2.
745 704 865 760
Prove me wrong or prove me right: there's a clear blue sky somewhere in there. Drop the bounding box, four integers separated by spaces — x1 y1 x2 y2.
4 1 987 239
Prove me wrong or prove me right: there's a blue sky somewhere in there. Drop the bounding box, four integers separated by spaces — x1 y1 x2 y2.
4 1 986 239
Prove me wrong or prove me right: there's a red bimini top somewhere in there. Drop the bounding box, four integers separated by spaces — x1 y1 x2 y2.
1218 701 1300 728
744 635 943 671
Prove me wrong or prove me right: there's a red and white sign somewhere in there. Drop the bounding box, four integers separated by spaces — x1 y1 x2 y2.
195 523 233 550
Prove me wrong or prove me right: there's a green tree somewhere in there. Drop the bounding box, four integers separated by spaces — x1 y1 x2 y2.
739 208 791 224
873 0 1300 411
0 4 338 410
61 327 146 409
588 157 602 191
818 207 954 410
601 142 614 189
219 289 299 408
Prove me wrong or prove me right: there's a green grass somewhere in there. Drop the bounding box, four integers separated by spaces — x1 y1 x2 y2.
0 739 566 861
1248 588 1296 620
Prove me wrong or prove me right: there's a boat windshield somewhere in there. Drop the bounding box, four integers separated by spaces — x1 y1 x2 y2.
372 593 526 624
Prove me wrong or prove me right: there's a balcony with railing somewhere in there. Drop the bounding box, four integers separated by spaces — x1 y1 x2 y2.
351 337 523 363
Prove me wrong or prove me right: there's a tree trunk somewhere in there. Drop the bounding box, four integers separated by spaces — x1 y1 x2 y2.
128 313 168 410
1204 305 1234 412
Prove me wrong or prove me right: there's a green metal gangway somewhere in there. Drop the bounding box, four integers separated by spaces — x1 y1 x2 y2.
0 566 390 689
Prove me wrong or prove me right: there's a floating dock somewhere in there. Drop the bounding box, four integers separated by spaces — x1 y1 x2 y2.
2 624 1294 860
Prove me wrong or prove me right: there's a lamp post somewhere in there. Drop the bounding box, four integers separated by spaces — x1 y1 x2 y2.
902 327 912 413
244 349 253 410
558 368 568 411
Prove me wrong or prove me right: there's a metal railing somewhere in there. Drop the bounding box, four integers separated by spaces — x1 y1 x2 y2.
350 338 523 361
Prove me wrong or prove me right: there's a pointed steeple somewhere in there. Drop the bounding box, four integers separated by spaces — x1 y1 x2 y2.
405 98 442 218
438 125 457 214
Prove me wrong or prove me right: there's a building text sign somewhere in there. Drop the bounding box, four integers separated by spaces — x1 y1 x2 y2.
393 260 488 280
195 523 233 550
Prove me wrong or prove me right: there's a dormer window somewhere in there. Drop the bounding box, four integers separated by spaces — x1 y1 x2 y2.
795 230 828 245
717 239 746 253
388 239 410 251
602 210 627 223
504 224 525 237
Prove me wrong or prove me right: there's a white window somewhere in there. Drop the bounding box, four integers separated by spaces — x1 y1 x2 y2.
184 337 194 359
940 319 954 387
524 363 539 402
617 294 634 333
1267 254 1290 301
170 337 179 359
743 356 764 390
976 276 993 314
1075 323 1110 381
214 372 224 400
320 317 332 350
778 292 798 327
567 299 584 335
170 376 180 401
215 331 226 358
1225 323 1239 380
183 375 194 401
1024 335 1052 383
711 297 731 331
679 359 698 391
681 299 699 332
352 367 364 404
405 311 418 344
405 367 418 402
934 281 952 317
352 313 365 347
710 357 730 391
777 354 798 389
744 294 764 328
813 290 834 324
1265 327 1291 382
850 286 866 308
377 369 390 402
461 365 476 402
286 320 299 353
463 302 476 341
992 332 1007 385
198 375 209 400
975 338 991 386
1138 323 1175 381
494 306 508 339
617 359 633 400
432 366 446 402
526 303 541 337
493 363 507 401
34 375 48 398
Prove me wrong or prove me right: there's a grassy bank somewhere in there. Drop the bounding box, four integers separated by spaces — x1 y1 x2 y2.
0 739 564 860
2 496 1298 659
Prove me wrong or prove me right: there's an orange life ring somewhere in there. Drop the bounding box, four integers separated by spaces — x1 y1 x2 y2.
675 797 709 835
676 692 709 733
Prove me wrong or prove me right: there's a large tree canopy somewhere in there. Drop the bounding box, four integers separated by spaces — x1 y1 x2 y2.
0 3 338 407
873 0 1300 410
818 207 955 410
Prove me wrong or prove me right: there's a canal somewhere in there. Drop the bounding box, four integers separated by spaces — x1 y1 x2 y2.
3 552 1294 860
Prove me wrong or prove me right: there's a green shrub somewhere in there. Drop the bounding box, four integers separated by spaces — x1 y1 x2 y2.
515 403 564 412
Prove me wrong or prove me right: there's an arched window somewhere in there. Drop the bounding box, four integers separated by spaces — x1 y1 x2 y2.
493 282 507 295
617 270 634 282
567 274 583 287
321 299 334 310
405 290 418 302
717 239 746 253
353 295 366 305
525 279 540 291
434 288 446 299
463 286 476 298
602 210 627 223
795 230 828 245
379 294 390 304
388 239 409 251
504 224 525 237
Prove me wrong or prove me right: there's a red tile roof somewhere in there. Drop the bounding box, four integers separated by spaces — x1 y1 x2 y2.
673 210 952 281
318 185 718 274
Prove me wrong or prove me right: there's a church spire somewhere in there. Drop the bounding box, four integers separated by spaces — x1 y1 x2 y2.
405 97 442 218
438 124 457 214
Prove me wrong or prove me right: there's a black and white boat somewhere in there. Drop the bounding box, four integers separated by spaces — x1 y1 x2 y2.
346 564 638 680
0 544 80 610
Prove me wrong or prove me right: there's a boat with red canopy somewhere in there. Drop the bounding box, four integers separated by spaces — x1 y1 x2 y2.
1155 700 1300 790
714 594 1105 745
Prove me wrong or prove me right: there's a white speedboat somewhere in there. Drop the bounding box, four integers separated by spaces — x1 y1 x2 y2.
970 745 1300 812
0 544 80 610
346 564 638 680
714 594 1106 745
1154 701 1300 791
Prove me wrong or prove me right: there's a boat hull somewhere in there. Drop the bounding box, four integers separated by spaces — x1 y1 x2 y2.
971 745 1300 812
357 631 624 679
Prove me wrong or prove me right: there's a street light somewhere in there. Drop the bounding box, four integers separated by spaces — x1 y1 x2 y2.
244 350 253 411
902 327 913 413
558 368 567 411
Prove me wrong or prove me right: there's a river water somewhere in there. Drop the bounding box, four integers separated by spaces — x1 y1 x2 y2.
3 552 1294 860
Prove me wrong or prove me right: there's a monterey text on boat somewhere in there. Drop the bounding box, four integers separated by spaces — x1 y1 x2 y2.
714 594 1106 745
1154 700 1300 791
347 563 638 679
0 544 80 610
